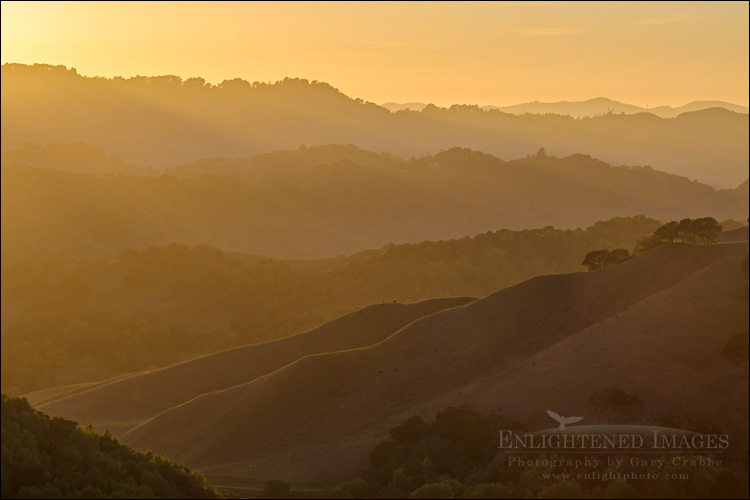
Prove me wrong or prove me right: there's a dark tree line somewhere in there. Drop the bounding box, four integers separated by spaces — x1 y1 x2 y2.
581 248 631 272
0 394 216 499
635 217 723 254
582 217 724 272
324 406 743 499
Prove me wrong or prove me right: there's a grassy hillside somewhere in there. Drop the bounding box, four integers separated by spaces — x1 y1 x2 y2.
118 242 748 484
3 143 747 265
0 394 216 499
2 216 661 395
35 297 475 434
3 64 748 187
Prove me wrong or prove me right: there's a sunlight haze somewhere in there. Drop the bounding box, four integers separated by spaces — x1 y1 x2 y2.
2 1 748 107
1 2 749 498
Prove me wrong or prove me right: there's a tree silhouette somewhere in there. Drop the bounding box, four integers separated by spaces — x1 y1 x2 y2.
635 217 723 254
677 218 697 244
692 217 722 244
653 220 680 243
582 248 631 271
582 249 610 271
634 235 661 255
607 248 632 265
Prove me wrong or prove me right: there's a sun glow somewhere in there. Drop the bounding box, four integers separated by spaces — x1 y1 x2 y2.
2 1 748 107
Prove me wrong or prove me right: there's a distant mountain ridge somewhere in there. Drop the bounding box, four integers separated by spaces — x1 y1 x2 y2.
382 97 749 119
2 63 747 187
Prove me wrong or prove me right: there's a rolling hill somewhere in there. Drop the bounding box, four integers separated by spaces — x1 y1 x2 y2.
35 297 475 434
2 143 747 266
0 215 676 395
2 64 748 187
721 226 750 242
43 241 747 484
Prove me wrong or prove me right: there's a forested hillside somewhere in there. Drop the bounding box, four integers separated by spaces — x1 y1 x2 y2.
0 394 216 499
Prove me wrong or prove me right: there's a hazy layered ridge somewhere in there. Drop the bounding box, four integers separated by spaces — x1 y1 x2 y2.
118 242 748 483
383 97 750 119
2 64 748 187
2 144 747 265
35 297 475 434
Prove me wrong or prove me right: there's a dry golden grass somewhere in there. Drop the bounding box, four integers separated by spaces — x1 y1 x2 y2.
114 242 747 483
37 297 474 435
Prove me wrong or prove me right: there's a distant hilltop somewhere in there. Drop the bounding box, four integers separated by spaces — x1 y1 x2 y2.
382 97 749 119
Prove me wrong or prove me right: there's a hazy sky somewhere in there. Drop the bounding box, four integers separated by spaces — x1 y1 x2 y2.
2 1 748 107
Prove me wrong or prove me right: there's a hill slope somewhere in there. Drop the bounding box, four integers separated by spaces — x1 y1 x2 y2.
720 226 749 242
3 215 663 396
119 242 749 483
36 297 474 434
2 64 747 187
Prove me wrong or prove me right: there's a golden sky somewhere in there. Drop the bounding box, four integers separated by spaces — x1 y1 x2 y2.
2 1 748 107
